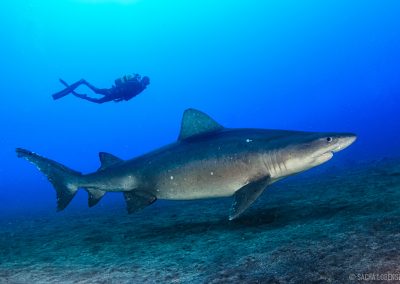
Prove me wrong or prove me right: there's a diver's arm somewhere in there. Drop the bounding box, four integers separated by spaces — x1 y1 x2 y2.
122 81 145 100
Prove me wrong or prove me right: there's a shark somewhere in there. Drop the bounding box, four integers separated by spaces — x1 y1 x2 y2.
16 109 356 220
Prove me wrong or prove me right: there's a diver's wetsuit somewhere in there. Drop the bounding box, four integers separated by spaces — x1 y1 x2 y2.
52 75 150 104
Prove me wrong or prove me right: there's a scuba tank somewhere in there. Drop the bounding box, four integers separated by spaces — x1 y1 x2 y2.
115 74 140 86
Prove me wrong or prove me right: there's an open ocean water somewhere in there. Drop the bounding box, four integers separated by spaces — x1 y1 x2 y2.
1 1 400 283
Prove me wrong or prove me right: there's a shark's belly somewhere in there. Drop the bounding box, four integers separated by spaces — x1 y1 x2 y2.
150 156 265 200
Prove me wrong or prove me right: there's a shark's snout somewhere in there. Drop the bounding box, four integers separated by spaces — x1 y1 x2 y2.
332 133 357 153
308 133 357 166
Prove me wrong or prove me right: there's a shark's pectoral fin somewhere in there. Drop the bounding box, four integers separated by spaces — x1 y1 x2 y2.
229 176 271 220
123 190 157 214
85 188 106 207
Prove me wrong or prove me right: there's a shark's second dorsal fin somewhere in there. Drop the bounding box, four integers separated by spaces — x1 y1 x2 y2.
98 152 123 171
178 109 224 141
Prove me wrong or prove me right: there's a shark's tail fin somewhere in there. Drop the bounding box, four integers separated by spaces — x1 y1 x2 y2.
16 148 83 211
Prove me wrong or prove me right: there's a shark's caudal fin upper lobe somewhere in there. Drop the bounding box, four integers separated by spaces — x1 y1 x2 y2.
16 148 83 211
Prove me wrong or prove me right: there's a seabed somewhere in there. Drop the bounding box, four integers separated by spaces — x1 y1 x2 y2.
1 158 400 283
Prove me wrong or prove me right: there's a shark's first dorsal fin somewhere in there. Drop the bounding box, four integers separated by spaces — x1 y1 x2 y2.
98 152 123 171
178 109 224 141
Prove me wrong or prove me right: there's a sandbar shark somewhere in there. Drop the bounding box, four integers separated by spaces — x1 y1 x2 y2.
16 109 356 220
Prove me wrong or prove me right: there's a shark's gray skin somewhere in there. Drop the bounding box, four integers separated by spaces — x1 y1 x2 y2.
16 109 356 220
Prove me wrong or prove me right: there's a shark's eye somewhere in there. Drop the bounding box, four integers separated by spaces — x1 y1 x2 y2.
326 137 333 143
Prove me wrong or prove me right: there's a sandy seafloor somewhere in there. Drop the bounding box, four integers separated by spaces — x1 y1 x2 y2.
1 158 400 283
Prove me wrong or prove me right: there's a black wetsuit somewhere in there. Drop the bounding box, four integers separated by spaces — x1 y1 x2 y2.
52 76 150 104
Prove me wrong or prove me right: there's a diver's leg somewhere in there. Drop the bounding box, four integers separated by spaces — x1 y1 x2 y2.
81 81 110 96
73 93 112 104
59 78 113 103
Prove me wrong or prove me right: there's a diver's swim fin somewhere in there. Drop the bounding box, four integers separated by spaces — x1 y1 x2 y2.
59 78 70 88
52 79 82 100
52 90 70 100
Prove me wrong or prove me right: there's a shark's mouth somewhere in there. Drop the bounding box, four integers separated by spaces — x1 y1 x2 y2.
314 151 333 164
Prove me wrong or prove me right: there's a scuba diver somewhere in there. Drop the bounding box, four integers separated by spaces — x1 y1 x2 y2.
52 74 150 104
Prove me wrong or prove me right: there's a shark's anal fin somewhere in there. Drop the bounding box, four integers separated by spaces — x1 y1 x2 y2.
123 190 157 214
98 152 123 171
229 176 271 220
86 188 106 207
178 109 224 141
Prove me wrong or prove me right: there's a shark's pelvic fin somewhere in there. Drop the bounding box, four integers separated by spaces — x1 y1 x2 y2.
178 108 224 141
123 190 157 214
86 188 106 207
229 176 271 220
16 148 82 211
98 152 123 171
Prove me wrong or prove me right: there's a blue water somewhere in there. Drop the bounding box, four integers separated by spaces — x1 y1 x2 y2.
1 1 400 282
1 0 399 210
